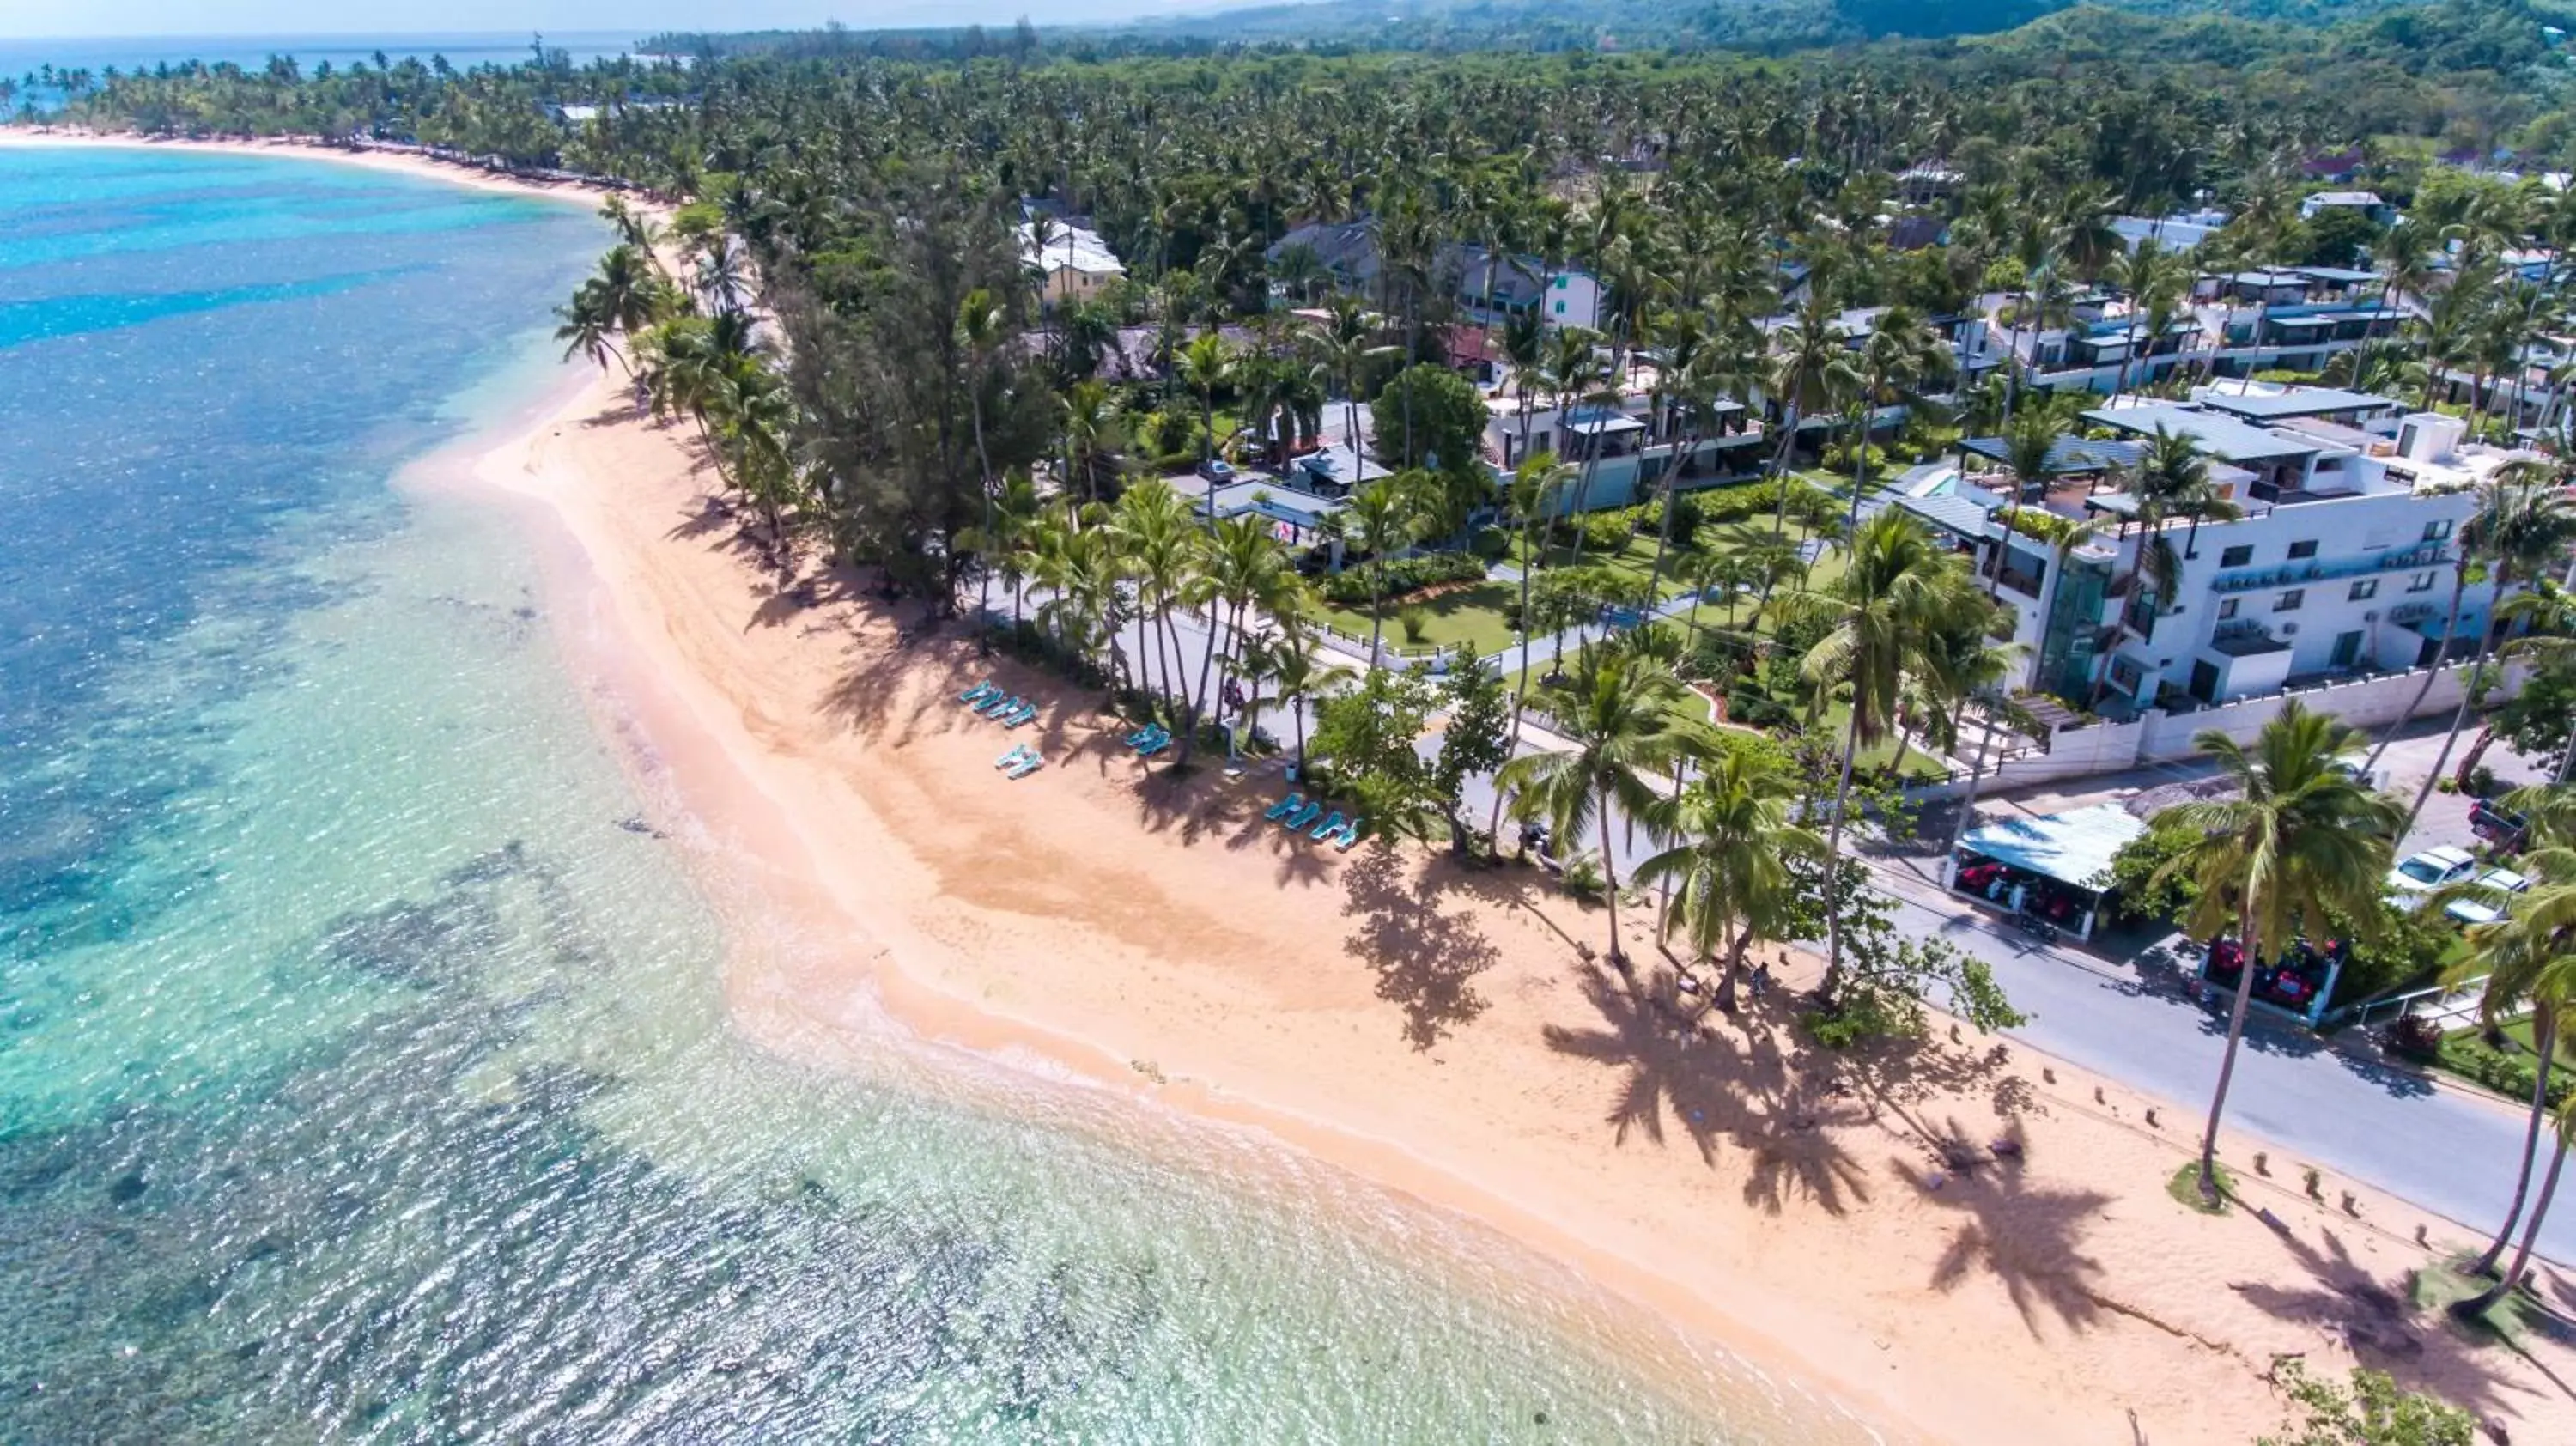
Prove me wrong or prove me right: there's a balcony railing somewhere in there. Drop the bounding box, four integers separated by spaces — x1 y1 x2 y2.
2211 543 2451 596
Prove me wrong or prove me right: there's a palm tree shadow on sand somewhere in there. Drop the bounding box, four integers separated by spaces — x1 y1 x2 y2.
1340 846 1498 1050
2229 1221 2549 1422
1540 965 1871 1215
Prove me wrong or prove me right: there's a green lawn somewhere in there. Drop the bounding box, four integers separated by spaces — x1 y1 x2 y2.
1506 530 1701 602
1319 580 1522 657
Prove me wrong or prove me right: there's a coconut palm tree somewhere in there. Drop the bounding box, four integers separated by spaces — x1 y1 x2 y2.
1497 649 1698 968
2149 702 2403 1202
1791 508 1981 995
1176 330 1235 505
1111 478 1205 709
1635 744 1822 1013
957 287 1010 616
1188 513 1297 762
2431 810 2576 1290
1841 304 1950 533
2108 236 2190 404
1343 480 1419 671
2399 468 2576 835
1265 624 1346 775
1764 301 1857 544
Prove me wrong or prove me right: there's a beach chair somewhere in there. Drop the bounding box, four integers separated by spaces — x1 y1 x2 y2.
995 744 1036 769
1309 810 1346 841
1124 724 1162 747
1264 792 1305 821
1333 817 1365 852
1282 801 1322 830
1002 702 1039 727
975 693 1018 719
960 680 999 705
1135 731 1171 757
1005 754 1045 780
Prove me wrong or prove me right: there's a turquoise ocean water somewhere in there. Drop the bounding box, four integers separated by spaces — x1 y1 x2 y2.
0 147 1878 1443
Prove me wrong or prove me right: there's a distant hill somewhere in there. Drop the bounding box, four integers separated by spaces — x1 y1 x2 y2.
644 0 2536 59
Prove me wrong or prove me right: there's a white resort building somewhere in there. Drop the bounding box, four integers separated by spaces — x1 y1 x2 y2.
1897 386 2531 720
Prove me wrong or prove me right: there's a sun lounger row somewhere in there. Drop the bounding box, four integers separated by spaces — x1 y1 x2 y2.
993 744 1044 780
959 679 1036 727
1261 792 1364 851
1124 724 1171 757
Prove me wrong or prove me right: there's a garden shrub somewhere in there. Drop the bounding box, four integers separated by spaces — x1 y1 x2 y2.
1316 550 1486 605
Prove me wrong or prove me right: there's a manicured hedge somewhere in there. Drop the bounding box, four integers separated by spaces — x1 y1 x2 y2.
1316 550 1487 605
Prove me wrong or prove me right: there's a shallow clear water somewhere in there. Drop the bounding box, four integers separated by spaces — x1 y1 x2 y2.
0 148 1876 1443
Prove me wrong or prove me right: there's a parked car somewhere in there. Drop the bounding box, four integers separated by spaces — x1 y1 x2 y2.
2470 799 2529 850
1195 459 1237 484
2443 865 2531 926
2386 844 2478 906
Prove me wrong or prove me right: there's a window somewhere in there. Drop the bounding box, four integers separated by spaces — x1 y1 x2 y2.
2221 544 2254 568
2423 519 2454 543
2287 540 2318 560
1553 276 1568 290
2218 598 2239 620
2276 589 2305 612
2348 579 2378 602
2409 571 2438 592
1552 301 1565 316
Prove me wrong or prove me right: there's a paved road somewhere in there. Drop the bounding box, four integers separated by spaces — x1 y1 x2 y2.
1868 862 2572 1266
975 584 2567 1262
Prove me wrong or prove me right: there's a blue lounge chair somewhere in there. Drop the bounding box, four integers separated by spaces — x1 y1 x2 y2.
1264 792 1305 821
1135 732 1171 757
1309 810 1346 841
1002 703 1039 728
1333 817 1365 852
1282 801 1322 830
1124 724 1163 747
1129 726 1171 753
1005 755 1045 780
975 693 1018 719
960 680 999 705
995 744 1036 769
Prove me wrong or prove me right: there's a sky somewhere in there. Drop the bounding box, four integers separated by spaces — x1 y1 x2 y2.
0 0 1237 39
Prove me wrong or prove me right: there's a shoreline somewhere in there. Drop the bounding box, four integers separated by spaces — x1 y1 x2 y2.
0 126 633 207
471 358 2576 1446
37 131 2575 1443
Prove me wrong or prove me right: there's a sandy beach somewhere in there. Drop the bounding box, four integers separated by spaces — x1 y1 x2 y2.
20 126 2572 1443
0 126 637 204
462 357 2576 1444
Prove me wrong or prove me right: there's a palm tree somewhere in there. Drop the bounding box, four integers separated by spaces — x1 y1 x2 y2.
2149 702 2402 1202
1177 330 1235 509
1764 301 1856 544
1496 649 1698 968
1343 481 1419 670
1306 295 1380 463
1792 509 1978 994
1060 380 1123 517
1111 478 1205 710
1188 513 1297 762
2399 468 2576 835
2431 812 2576 1288
957 287 1010 617
1841 304 1949 533
1636 745 1822 1013
957 470 1046 630
2108 237 2190 404
1266 625 1346 774
1987 404 2066 598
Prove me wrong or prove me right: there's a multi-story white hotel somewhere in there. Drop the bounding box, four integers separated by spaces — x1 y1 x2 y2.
1895 386 2536 715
